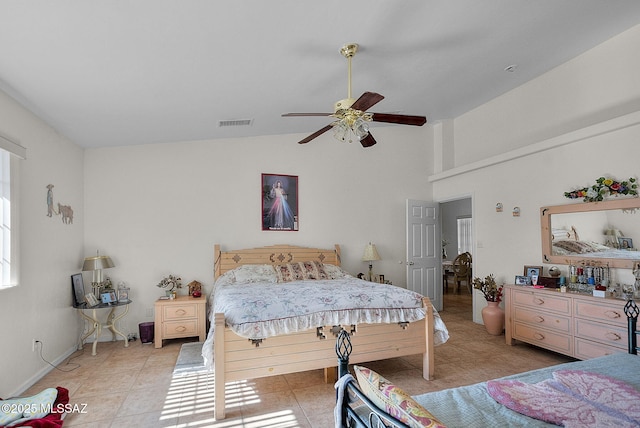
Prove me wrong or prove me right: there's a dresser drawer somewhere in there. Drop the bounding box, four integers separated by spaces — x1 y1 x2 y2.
574 318 627 348
162 319 199 338
513 306 571 333
164 304 197 320
513 322 572 354
512 289 570 314
574 300 626 326
574 337 626 360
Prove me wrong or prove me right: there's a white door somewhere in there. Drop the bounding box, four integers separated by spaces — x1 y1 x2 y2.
406 199 441 310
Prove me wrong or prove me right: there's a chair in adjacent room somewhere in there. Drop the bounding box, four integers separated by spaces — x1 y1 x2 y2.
451 252 472 293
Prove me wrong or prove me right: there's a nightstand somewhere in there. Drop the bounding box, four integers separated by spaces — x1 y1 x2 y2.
154 295 206 348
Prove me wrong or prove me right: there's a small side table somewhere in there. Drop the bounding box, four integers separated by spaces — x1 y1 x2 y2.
154 295 206 348
76 300 131 356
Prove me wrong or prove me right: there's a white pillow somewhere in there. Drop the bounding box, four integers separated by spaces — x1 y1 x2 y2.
323 263 353 279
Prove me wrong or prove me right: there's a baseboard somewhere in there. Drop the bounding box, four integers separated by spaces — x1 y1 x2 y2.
10 343 80 397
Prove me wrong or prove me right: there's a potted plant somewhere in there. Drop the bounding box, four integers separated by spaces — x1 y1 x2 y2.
473 274 504 335
157 274 182 298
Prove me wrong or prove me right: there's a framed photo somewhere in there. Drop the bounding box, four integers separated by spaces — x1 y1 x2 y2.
117 288 129 302
379 274 385 284
262 173 298 231
71 273 85 307
524 265 543 277
618 237 633 249
101 290 117 304
515 275 531 285
85 292 99 307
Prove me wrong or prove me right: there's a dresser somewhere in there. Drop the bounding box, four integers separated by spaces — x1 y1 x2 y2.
505 284 627 359
154 295 207 348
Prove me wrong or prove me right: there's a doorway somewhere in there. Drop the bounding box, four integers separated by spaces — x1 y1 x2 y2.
440 197 473 314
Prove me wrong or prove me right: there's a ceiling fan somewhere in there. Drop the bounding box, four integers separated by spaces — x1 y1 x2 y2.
282 43 427 148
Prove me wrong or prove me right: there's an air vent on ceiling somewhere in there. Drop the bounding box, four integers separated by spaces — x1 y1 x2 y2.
218 119 253 127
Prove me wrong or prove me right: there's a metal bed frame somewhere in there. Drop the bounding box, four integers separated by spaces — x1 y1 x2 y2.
335 299 640 428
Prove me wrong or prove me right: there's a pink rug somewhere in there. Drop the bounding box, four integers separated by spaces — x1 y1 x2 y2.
487 370 640 427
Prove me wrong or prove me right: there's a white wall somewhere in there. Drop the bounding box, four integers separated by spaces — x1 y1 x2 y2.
432 23 640 323
83 126 433 338
0 90 84 397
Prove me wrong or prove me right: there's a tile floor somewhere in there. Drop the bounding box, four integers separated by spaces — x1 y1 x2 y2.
24 290 574 427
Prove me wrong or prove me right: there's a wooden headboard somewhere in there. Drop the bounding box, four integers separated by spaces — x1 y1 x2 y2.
214 244 341 279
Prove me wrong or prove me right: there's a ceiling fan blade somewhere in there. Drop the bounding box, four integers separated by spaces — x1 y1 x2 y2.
351 92 384 111
298 125 333 144
282 113 332 117
360 133 377 148
371 113 427 126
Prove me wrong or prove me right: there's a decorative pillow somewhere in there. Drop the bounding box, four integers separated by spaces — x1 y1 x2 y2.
233 264 278 284
275 261 328 282
322 263 352 279
0 387 58 426
553 240 596 254
353 365 446 428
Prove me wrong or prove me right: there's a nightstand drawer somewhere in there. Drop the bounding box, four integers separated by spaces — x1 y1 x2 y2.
164 304 197 320
574 300 625 326
513 322 572 354
574 318 627 348
512 290 570 314
513 306 570 333
162 319 199 338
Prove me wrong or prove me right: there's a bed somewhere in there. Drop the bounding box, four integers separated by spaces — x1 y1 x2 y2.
204 244 449 419
335 299 640 427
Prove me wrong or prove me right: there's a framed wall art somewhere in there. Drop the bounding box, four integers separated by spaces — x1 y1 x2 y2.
262 173 298 231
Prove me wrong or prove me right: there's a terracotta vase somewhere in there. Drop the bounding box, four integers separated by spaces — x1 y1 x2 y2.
482 301 505 335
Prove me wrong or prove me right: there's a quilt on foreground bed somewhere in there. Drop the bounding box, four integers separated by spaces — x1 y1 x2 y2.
410 353 640 427
202 263 449 369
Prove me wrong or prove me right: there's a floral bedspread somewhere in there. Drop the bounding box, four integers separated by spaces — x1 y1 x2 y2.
202 264 449 369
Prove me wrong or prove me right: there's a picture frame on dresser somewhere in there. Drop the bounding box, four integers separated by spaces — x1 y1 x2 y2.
524 265 542 277
514 275 531 285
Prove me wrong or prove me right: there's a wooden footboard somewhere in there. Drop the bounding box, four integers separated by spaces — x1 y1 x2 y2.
213 297 434 419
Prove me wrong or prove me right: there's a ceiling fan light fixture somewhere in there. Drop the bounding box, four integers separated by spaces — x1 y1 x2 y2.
353 118 369 140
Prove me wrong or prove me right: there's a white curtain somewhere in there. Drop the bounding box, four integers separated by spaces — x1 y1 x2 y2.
457 217 473 255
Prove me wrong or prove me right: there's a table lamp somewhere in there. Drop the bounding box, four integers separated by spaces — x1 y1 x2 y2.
82 250 115 298
362 242 381 282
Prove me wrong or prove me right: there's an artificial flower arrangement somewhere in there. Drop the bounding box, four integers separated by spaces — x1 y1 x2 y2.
564 176 638 202
156 274 182 292
473 274 503 302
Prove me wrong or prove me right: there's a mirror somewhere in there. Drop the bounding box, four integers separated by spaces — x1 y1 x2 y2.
541 198 640 269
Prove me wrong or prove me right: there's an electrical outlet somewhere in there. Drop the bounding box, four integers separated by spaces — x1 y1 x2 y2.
32 339 39 352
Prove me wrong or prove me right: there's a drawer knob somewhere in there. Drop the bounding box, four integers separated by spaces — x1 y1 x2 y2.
604 310 621 319
605 332 621 341
533 332 545 340
535 316 545 323
533 298 545 305
175 326 187 332
176 309 187 315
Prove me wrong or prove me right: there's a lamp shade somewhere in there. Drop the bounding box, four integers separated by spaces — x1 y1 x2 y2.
362 243 381 262
82 253 114 271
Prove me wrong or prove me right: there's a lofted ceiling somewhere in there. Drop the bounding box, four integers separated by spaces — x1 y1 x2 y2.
1 1 640 148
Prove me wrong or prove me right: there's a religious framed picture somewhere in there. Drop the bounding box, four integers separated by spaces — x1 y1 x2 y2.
618 237 634 249
261 173 299 231
71 273 85 307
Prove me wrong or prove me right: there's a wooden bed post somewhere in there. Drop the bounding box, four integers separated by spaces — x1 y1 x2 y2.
214 313 226 420
214 244 221 280
423 297 435 380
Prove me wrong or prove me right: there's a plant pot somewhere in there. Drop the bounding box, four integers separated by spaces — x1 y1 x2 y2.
481 301 505 335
